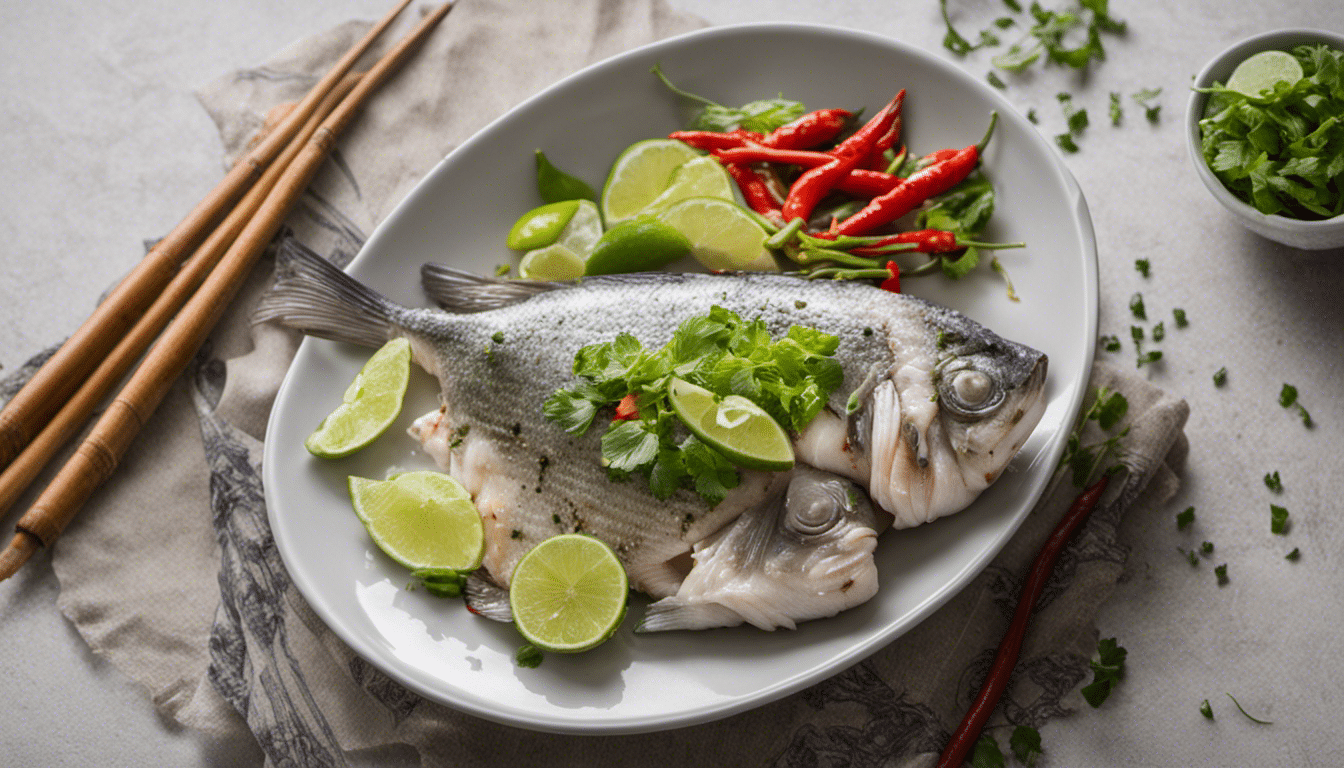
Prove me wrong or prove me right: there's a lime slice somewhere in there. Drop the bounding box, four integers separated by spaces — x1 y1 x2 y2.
347 471 485 572
638 155 735 216
1226 50 1304 97
507 200 580 250
583 216 691 275
509 534 629 653
658 197 778 272
305 337 412 458
552 199 603 257
600 139 701 225
667 377 794 471
519 243 586 280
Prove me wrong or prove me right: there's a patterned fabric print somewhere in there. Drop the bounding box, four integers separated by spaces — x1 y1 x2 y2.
192 352 349 768
773 662 949 767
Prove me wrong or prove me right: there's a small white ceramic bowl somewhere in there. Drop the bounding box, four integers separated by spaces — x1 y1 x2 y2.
1186 28 1344 251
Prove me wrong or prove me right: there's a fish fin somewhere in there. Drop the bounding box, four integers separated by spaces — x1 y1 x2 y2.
634 598 744 633
462 572 513 623
420 263 565 313
254 238 398 349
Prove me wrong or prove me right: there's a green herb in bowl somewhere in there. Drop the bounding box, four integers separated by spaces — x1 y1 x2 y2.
1197 43 1344 221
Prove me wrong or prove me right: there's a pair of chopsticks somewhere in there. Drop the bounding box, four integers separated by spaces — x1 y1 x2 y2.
0 1 451 581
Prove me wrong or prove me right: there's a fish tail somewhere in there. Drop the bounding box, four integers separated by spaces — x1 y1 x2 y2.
634 598 745 633
420 262 562 313
254 238 400 349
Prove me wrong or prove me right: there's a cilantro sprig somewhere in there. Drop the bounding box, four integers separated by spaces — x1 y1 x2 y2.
1081 636 1127 707
651 64 804 134
1197 44 1344 219
543 306 842 506
1057 387 1129 487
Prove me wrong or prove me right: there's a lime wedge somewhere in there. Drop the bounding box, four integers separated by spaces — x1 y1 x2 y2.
600 139 701 225
509 534 629 653
658 197 778 272
519 243 586 280
667 377 794 471
305 337 411 458
347 471 485 572
638 155 735 216
1226 50 1304 97
507 200 580 250
583 216 691 276
552 199 603 257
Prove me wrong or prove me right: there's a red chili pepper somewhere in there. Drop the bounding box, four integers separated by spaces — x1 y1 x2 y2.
781 92 905 223
760 108 852 149
714 147 903 197
862 111 903 171
835 168 904 197
667 129 762 151
935 474 1110 768
879 260 901 293
724 163 782 218
833 146 978 236
613 393 640 421
850 228 960 255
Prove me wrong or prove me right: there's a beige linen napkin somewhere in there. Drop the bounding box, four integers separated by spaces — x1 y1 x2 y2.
1 1 1190 765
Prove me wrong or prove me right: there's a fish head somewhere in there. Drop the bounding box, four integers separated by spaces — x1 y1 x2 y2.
862 307 1048 528
635 468 881 632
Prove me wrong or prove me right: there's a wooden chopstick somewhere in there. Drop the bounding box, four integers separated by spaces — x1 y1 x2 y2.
0 3 452 581
0 73 363 524
0 0 413 472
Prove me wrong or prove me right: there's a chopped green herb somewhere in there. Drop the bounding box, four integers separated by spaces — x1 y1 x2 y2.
994 16 1016 29
971 733 1005 768
651 65 803 134
1270 504 1290 534
1003 0 1022 11
1055 132 1079 153
412 568 466 598
1134 258 1150 277
515 643 544 668
492 331 506 344
1129 292 1147 320
987 71 1008 90
1286 547 1301 561
1130 325 1144 347
495 263 511 276
1278 383 1313 427
1200 699 1214 719
1264 471 1282 492
1057 92 1090 134
1173 308 1188 327
1176 506 1195 529
1131 87 1162 122
1027 108 1039 124
1196 44 1344 219
1009 725 1043 767
544 306 842 505
1081 636 1127 707
1100 334 1121 352
1136 350 1163 368
1201 541 1214 555
939 0 981 55
1109 91 1123 126
1056 387 1129 487
1179 547 1199 567
1213 367 1228 387
1214 563 1229 585
1226 692 1272 724
1152 321 1165 342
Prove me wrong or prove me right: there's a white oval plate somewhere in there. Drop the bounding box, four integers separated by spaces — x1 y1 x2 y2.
264 22 1097 735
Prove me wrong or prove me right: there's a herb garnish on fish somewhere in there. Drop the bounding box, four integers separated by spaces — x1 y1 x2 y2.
543 305 843 505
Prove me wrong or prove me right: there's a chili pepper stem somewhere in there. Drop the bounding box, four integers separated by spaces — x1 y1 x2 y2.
976 111 1000 155
649 64 721 109
764 217 805 249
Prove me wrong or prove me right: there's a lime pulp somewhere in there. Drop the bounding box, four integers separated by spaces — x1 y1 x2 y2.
304 337 412 459
509 534 629 653
347 471 485 572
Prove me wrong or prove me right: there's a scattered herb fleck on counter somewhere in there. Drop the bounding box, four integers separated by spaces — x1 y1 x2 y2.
1270 504 1290 535
1176 506 1195 529
1201 541 1214 555
1152 321 1165 342
970 733 1005 768
1226 692 1272 725
1128 292 1146 320
1173 307 1188 327
1134 258 1150 277
1200 699 1215 719
1100 334 1121 352
1010 725 1043 767
1286 547 1301 561
1264 471 1282 492
1109 91 1123 126
1213 367 1228 387
1131 87 1163 122
1278 383 1313 427
1081 636 1127 707
1179 547 1199 567
1214 563 1229 585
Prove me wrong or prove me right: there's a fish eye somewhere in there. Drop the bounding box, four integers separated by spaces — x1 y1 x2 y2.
784 478 848 535
941 368 1004 420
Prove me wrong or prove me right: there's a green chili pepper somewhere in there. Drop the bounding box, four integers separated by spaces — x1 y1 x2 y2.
535 150 595 204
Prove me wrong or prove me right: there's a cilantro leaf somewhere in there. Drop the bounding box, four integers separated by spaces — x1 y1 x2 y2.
601 420 662 472
652 65 804 134
1081 636 1127 707
1286 547 1301 561
1173 307 1188 327
1264 470 1282 492
1215 563 1229 585
987 70 1008 90
1279 383 1298 407
1100 334 1121 352
1129 292 1147 319
1109 91 1123 126
1201 699 1214 719
1176 506 1195 529
1131 87 1163 122
970 734 1006 768
1055 132 1079 152
1213 367 1228 387
1010 725 1043 767
1135 258 1150 277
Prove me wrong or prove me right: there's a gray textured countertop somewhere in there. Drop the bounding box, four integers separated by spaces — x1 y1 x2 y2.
2 2 1342 766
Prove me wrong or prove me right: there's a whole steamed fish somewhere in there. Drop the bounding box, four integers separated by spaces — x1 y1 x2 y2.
256 242 1047 631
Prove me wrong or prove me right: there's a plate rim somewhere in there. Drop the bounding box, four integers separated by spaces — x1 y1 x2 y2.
262 19 1099 735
